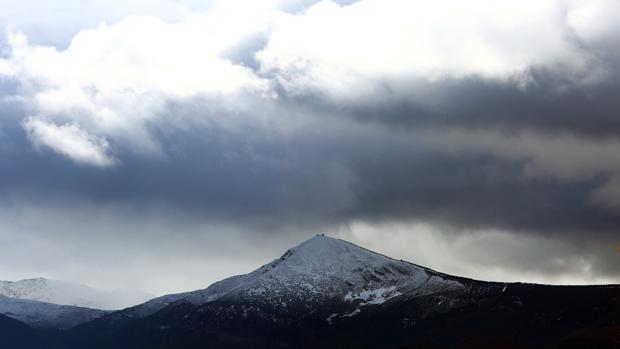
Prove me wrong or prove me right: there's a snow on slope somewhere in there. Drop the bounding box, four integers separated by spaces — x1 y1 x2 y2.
0 278 154 310
112 235 463 320
0 295 106 329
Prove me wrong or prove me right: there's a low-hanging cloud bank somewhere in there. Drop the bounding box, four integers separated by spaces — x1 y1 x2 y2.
1 0 620 291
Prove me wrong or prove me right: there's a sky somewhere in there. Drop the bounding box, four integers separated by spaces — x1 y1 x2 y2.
1 0 620 295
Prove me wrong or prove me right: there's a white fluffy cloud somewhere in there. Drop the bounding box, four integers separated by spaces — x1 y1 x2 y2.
23 117 116 167
257 0 612 99
1 0 619 165
1 10 274 160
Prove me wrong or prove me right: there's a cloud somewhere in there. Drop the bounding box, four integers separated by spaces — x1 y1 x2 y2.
591 177 620 211
0 197 300 295
337 221 619 286
23 117 117 167
1 0 619 161
257 0 615 100
3 0 619 160
0 0 620 291
411 128 620 208
0 13 272 157
0 0 213 48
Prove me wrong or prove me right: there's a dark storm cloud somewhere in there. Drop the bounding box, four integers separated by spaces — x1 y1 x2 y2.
2 84 620 234
287 61 620 139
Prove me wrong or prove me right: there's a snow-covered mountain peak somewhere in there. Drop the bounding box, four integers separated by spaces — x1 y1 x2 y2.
115 234 465 321
0 278 154 311
262 234 412 284
239 234 439 300
282 234 365 261
277 234 396 271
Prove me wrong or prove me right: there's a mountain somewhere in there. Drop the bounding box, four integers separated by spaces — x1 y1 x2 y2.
0 277 154 310
65 235 620 348
101 234 463 322
0 295 107 330
0 277 152 330
5 235 620 348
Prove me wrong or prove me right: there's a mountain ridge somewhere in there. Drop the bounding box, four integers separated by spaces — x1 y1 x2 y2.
96 234 465 324
0 277 154 311
0 295 107 329
2 234 619 348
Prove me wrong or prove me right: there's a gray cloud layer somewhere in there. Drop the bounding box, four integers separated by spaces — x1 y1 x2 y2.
0 0 619 293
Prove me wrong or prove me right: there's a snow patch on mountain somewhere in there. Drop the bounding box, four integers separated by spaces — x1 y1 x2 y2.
0 278 154 310
345 286 401 305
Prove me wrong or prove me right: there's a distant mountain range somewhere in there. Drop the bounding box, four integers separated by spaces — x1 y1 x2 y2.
1 235 619 348
0 277 153 331
0 278 154 310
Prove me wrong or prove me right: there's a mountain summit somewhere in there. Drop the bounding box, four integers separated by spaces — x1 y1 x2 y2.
227 234 464 308
109 234 463 321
